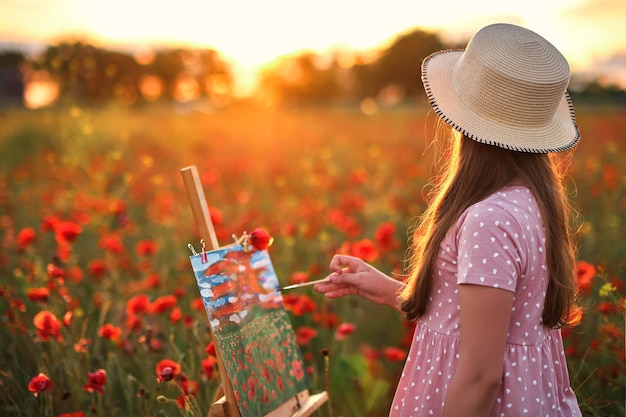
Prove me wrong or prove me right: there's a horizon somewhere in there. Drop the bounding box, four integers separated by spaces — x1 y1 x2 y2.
1 0 626 95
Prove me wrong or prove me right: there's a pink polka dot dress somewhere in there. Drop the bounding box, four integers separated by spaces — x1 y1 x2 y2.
390 186 581 417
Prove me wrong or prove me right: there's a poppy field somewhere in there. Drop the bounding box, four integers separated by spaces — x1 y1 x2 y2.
1 103 625 417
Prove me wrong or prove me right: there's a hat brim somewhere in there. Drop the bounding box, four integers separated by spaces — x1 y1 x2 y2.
421 50 580 153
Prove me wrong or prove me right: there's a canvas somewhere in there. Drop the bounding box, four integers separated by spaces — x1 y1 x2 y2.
190 244 310 416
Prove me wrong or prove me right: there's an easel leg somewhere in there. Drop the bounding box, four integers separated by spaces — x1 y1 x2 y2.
208 385 225 417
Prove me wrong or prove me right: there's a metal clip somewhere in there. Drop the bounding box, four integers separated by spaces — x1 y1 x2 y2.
200 239 208 263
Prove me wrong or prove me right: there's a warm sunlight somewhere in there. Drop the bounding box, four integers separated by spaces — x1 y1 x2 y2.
1 0 625 95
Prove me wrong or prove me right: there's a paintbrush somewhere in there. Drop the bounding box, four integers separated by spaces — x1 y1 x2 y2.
277 277 331 291
278 269 369 291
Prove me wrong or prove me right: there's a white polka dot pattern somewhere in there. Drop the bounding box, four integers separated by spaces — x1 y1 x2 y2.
390 186 581 417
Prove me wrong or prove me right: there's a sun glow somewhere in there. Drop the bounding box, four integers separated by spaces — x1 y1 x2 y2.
2 0 626 97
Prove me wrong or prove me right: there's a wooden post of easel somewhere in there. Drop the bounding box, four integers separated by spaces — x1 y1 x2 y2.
181 165 329 417
181 165 240 417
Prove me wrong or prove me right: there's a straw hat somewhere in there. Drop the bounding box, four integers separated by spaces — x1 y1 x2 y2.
421 23 579 153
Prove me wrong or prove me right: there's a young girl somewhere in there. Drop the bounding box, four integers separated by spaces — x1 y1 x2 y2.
315 23 583 417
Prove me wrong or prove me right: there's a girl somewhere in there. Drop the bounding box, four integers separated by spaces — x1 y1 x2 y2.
315 23 583 417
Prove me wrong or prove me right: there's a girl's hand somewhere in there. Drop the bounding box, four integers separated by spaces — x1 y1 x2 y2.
314 254 405 311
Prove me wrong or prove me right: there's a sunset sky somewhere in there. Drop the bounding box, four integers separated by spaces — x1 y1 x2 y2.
1 0 625 94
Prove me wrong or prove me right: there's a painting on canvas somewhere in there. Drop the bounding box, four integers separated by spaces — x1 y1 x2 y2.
189 244 310 416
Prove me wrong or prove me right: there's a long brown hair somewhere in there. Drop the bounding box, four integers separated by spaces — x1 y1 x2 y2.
399 130 579 328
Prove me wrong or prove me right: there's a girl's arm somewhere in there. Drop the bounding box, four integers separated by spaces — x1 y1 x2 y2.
441 284 514 417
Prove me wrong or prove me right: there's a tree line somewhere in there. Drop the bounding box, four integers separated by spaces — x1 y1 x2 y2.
0 29 624 108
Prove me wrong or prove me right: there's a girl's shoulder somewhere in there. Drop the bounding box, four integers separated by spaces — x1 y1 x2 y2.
457 185 539 235
471 185 536 216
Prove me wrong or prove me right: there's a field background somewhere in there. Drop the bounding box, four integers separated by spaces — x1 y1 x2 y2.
1 102 625 416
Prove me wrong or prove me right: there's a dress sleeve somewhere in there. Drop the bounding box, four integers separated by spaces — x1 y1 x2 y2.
456 202 524 292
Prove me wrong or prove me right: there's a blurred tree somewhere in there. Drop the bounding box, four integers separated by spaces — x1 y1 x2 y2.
570 79 626 105
31 42 234 106
0 52 26 106
259 29 445 106
141 48 233 105
33 41 141 104
351 29 445 101
147 49 185 102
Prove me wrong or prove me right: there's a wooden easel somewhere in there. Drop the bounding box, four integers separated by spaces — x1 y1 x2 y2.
181 166 328 417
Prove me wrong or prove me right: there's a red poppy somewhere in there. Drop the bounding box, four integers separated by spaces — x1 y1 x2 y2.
182 315 195 328
362 345 382 361
16 227 36 250
40 214 60 232
28 373 52 397
67 265 84 283
598 301 620 315
249 228 273 251
282 294 317 316
169 307 182 323
335 322 356 341
351 239 379 262
295 326 317 346
141 272 161 290
173 287 185 299
156 359 181 382
10 298 26 312
374 222 398 251
384 347 407 362
205 341 216 356
33 310 62 342
46 263 65 279
180 376 199 396
63 310 73 326
125 315 142 332
326 208 361 237
126 294 151 316
190 297 205 312
87 259 107 278
98 323 122 341
27 287 50 303
70 210 90 226
136 239 158 256
99 234 124 254
151 295 177 313
74 338 91 353
109 200 127 215
610 277 623 292
289 271 309 285
83 369 107 394
150 339 164 352
201 356 218 379
575 261 596 294
54 221 83 243
92 293 103 309
313 311 339 328
56 242 73 263
57 413 87 417
208 206 223 226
